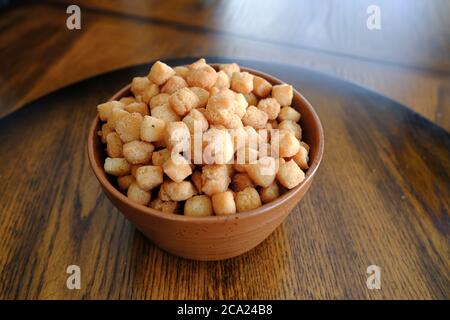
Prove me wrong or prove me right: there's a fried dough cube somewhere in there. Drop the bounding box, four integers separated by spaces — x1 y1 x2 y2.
259 181 280 204
277 159 305 189
272 84 293 106
243 92 258 106
97 101 124 121
201 164 231 196
122 141 154 165
278 119 302 139
234 93 248 119
204 90 236 125
242 105 268 129
188 58 207 70
150 93 171 109
161 75 188 94
202 128 234 165
278 106 301 122
191 170 203 193
149 198 179 213
161 180 197 201
245 156 277 187
186 65 218 90
106 132 123 158
135 165 163 191
151 148 171 166
213 70 231 89
257 98 281 120
231 71 254 94
165 121 191 153
169 87 199 116
275 130 300 158
231 173 255 192
253 76 272 98
189 87 209 108
108 107 129 129
219 63 240 78
115 112 143 142
235 187 262 212
162 153 192 182
292 144 309 170
124 102 149 116
120 96 137 105
117 175 135 191
140 115 166 142
130 164 143 177
131 77 160 104
99 123 114 143
151 103 181 123
148 61 175 85
173 66 190 79
234 146 258 172
183 108 209 134
127 182 151 205
104 157 131 176
212 190 236 216
184 195 213 217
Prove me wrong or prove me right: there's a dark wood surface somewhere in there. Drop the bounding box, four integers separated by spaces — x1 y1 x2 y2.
0 1 449 130
0 58 448 299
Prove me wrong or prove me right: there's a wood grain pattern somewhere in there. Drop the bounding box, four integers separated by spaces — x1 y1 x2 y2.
0 1 449 130
0 59 448 299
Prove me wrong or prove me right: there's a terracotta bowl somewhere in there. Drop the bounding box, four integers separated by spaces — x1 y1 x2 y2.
87 65 324 261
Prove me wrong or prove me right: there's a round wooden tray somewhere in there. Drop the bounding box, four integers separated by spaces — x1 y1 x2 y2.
0 58 448 299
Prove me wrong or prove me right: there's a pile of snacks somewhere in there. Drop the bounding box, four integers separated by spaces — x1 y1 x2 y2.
97 59 310 216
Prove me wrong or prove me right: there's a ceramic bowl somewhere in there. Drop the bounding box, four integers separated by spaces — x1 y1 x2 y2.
87 65 324 260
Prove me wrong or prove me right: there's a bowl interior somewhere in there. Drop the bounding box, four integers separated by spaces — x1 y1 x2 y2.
88 64 324 222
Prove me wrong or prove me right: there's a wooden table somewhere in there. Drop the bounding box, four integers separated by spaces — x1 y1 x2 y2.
0 58 448 299
0 0 449 299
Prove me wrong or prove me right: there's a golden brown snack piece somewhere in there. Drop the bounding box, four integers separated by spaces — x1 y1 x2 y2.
150 93 171 109
259 181 280 204
161 75 188 94
257 98 281 120
106 132 123 158
231 173 255 192
151 103 181 123
201 164 231 196
183 108 209 134
97 100 124 122
148 61 176 85
127 182 151 205
219 63 240 78
212 191 236 216
202 128 234 165
161 180 197 201
272 84 293 106
253 76 272 98
278 106 301 122
191 170 203 193
162 154 192 183
169 87 199 116
273 130 300 158
173 66 189 79
242 105 269 129
115 112 143 143
151 148 171 166
120 96 137 105
278 119 301 139
214 70 231 89
135 165 163 191
149 198 179 213
184 195 213 217
117 175 135 191
235 187 262 212
277 159 305 189
165 121 191 153
292 144 309 170
104 157 131 176
231 71 254 94
131 77 159 104
245 156 277 188
187 65 218 90
189 87 210 108
122 141 154 165
123 102 149 116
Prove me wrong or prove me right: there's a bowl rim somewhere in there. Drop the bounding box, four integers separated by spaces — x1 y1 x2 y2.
87 64 324 223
